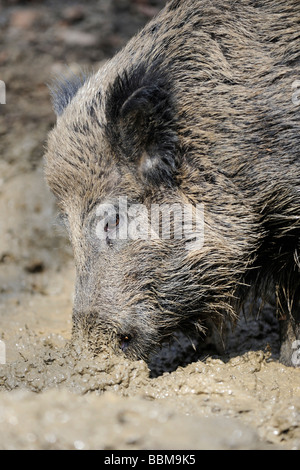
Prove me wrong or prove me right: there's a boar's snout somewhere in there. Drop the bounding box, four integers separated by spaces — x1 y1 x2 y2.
72 308 159 360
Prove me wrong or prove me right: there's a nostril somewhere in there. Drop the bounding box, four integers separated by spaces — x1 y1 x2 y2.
119 334 132 353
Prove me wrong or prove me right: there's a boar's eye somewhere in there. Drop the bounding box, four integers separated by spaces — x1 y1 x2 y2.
91 209 122 245
119 334 132 353
104 213 120 233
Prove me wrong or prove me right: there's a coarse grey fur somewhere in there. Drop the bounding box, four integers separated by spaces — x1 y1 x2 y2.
45 0 300 365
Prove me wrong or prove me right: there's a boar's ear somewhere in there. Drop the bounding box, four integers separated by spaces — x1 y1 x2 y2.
48 69 88 116
105 63 178 185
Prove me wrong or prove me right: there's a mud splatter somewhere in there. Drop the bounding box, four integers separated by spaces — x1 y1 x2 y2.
0 327 299 449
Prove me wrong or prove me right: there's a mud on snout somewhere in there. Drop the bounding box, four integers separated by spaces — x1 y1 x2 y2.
72 309 164 361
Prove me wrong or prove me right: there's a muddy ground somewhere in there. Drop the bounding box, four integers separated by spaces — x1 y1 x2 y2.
0 0 299 451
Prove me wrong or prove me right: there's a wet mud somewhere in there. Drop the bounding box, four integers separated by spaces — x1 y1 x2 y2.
0 0 299 450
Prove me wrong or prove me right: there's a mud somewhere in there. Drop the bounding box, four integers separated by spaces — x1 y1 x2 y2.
0 0 299 450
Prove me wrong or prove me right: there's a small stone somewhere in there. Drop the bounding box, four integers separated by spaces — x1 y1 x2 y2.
61 5 85 24
24 260 45 274
10 9 41 30
57 28 98 47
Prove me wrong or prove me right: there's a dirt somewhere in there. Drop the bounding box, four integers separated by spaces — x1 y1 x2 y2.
0 0 299 451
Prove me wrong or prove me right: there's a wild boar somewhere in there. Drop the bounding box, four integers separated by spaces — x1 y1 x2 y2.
45 0 300 366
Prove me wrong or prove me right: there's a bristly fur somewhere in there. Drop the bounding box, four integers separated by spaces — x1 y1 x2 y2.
48 68 89 116
45 0 300 366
